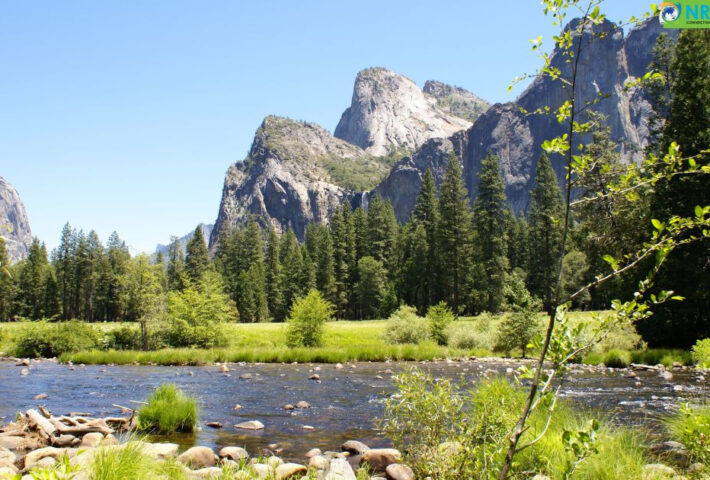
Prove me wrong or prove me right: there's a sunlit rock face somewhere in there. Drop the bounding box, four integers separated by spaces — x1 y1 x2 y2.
0 176 32 263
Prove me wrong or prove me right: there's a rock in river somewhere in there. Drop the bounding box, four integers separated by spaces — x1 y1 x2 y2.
235 420 264 430
178 446 218 469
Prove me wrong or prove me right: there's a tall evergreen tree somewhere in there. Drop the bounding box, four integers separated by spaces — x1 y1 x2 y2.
167 237 187 292
264 227 283 320
185 226 209 284
105 231 130 320
527 153 564 312
472 154 510 313
55 223 75 319
17 239 50 319
438 154 474 313
278 229 304 320
411 168 439 306
330 206 357 318
0 238 14 320
641 30 710 347
366 195 398 277
507 212 529 273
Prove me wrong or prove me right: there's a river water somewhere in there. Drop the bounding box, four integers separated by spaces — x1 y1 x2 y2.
1 359 707 460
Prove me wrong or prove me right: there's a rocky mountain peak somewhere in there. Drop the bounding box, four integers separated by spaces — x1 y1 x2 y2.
423 80 490 122
334 67 473 156
0 176 32 263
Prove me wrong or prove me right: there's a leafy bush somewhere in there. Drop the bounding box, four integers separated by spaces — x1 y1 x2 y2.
630 348 693 367
286 289 333 347
14 321 101 358
427 302 455 345
383 305 429 345
381 369 651 479
495 309 540 358
603 349 631 368
691 338 710 368
105 325 142 350
444 313 497 351
666 403 710 465
164 275 236 348
138 384 198 433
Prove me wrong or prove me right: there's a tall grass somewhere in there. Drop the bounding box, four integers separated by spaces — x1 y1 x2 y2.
137 384 198 434
89 440 188 480
665 403 710 465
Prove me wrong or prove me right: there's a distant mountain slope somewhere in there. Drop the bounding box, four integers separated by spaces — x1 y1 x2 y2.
155 223 213 257
0 176 32 263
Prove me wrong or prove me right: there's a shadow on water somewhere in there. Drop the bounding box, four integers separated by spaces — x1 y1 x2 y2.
0 359 707 460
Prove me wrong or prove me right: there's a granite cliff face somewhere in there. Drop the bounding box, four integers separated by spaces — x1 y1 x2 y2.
334 68 474 156
374 17 672 218
213 17 669 238
0 176 32 263
211 116 383 245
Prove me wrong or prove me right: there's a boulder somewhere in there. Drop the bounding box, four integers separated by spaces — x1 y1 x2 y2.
305 448 322 459
141 442 179 460
266 456 284 468
235 420 264 430
688 463 705 474
81 432 105 448
360 449 402 472
178 446 218 469
274 462 307 479
295 401 311 409
0 448 16 466
23 447 71 470
218 446 249 461
187 467 223 479
251 463 274 479
341 440 370 455
385 463 415 480
323 458 357 480
309 455 329 470
642 464 676 477
103 434 118 446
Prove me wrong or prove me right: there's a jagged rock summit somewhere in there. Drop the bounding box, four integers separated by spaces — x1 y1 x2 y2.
0 176 32 263
211 116 390 245
374 16 674 220
334 67 477 156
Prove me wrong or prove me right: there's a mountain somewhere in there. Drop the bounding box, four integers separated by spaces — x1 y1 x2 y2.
374 17 675 220
334 67 475 156
155 223 213 257
0 176 32 263
211 116 384 245
423 80 490 122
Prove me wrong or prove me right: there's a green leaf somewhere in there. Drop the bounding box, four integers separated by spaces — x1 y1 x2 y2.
651 218 663 231
695 205 703 218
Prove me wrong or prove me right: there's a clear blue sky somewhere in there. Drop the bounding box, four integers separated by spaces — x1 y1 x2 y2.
0 1 651 253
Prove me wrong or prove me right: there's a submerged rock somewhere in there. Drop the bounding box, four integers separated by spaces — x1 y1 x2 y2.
235 420 264 430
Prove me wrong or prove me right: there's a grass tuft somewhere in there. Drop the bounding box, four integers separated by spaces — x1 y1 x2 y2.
137 384 198 434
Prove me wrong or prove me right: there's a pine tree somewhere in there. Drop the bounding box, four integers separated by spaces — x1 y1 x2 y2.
356 256 387 319
366 196 398 277
0 237 14 320
527 153 564 312
315 225 336 304
167 237 187 292
264 227 283 320
18 239 50 319
411 168 439 306
105 231 130 320
438 154 474 313
472 154 510 313
641 30 710 347
55 223 75 319
330 207 357 318
185 226 209 285
507 212 529 272
398 222 429 311
278 229 304 320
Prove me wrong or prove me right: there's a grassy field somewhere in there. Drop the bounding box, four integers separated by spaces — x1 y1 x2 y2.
0 311 692 366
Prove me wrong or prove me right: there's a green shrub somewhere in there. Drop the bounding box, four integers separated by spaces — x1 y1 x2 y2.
164 277 235 349
691 338 710 368
666 403 710 465
286 289 333 347
383 305 429 345
582 352 604 366
445 316 497 351
630 349 693 367
138 384 198 434
427 302 455 345
14 321 101 358
603 349 631 368
495 309 539 358
106 325 142 350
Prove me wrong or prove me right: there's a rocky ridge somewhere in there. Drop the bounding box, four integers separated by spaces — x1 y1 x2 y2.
0 176 32 263
334 67 474 156
374 17 676 218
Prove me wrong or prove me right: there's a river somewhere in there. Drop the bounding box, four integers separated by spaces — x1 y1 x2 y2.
1 359 706 460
